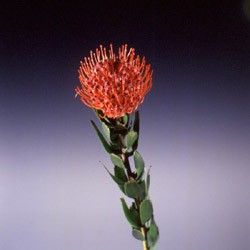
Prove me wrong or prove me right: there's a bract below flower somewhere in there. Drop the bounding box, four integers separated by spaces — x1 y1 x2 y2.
75 44 153 118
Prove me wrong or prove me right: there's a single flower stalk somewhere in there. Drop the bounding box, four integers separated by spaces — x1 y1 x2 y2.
75 44 159 250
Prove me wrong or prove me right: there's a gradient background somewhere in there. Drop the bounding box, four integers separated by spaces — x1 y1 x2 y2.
1 1 250 249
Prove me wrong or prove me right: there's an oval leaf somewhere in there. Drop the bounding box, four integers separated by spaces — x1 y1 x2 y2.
110 154 125 169
123 114 129 126
114 166 128 183
147 218 159 248
125 131 138 148
120 198 141 228
125 180 142 199
132 229 145 241
134 150 145 180
138 181 147 200
102 122 110 141
140 199 153 225
146 167 151 193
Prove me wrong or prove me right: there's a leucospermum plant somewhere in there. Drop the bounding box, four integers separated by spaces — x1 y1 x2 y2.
75 44 159 250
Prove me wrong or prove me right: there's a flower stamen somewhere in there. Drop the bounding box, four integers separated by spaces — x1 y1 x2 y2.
76 44 153 118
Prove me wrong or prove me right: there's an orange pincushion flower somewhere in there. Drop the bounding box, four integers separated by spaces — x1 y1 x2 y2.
75 44 153 118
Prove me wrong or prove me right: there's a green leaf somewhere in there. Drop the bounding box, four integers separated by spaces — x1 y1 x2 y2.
146 167 151 193
125 180 143 199
110 154 125 169
120 198 141 228
134 150 145 180
101 122 110 141
118 184 126 194
103 166 123 185
132 111 140 150
123 114 129 126
138 181 147 200
102 164 126 194
114 166 128 183
132 229 145 241
125 131 138 149
140 199 153 225
147 218 159 248
91 120 112 153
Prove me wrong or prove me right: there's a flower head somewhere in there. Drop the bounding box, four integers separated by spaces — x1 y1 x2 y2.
75 44 153 118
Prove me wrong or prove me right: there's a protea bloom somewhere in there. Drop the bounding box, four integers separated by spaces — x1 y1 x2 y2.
75 44 159 250
75 44 153 118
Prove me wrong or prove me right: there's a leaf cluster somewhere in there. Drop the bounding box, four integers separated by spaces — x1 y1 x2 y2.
91 109 159 249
